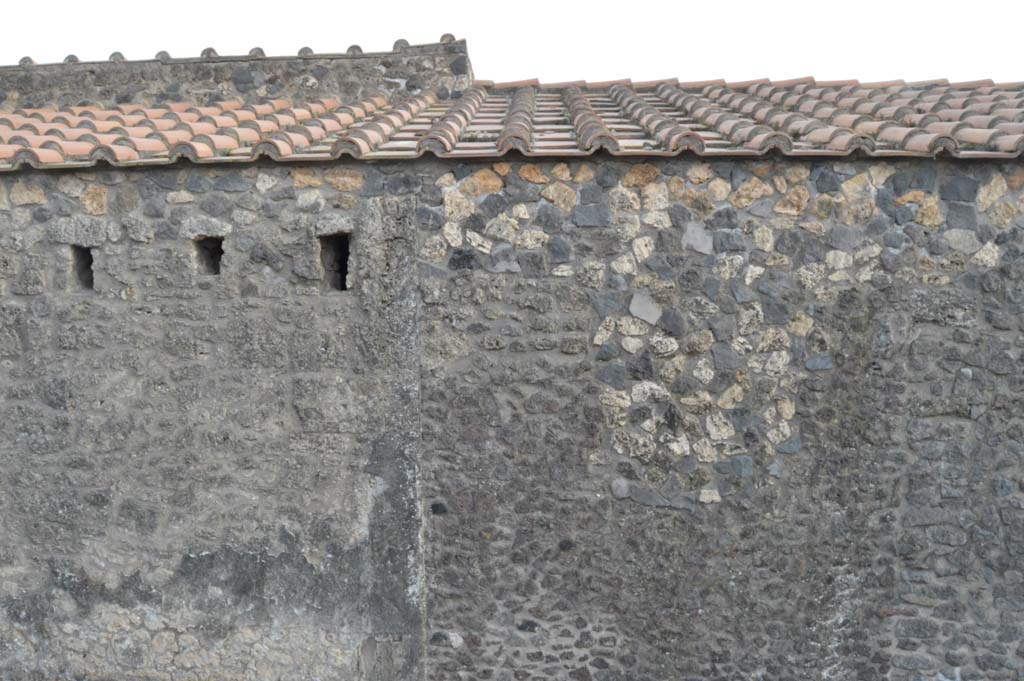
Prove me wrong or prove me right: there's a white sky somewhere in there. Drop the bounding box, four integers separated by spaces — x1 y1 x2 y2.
0 0 1020 85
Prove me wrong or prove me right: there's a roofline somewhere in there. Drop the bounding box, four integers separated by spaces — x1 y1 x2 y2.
1 37 467 71
3 146 1023 175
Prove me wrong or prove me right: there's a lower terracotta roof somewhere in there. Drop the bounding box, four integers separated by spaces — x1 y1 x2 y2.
2 78 1024 171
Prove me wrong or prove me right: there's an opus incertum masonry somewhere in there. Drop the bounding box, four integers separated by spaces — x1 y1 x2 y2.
1 36 1023 681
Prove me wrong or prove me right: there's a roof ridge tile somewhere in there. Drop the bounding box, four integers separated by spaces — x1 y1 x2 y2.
1 38 466 70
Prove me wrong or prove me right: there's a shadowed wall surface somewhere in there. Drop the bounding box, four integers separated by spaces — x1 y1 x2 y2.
0 166 423 679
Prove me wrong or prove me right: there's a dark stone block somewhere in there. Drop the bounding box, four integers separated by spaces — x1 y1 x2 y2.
762 300 790 326
535 202 565 230
714 455 753 478
485 244 520 273
231 68 255 91
596 363 627 390
199 195 230 217
461 213 486 234
415 206 444 231
668 204 691 228
939 175 980 202
828 226 862 251
185 174 212 193
894 618 940 640
48 194 77 217
358 168 386 197
142 200 166 218
945 202 977 229
657 309 687 337
449 55 469 75
644 254 673 278
875 187 897 217
626 352 654 380
707 207 738 231
891 164 938 194
213 173 253 193
814 167 841 193
775 434 801 454
418 183 443 207
589 292 624 316
448 248 478 270
517 252 546 278
805 353 833 371
579 184 604 205
884 228 909 249
880 247 903 272
730 282 757 304
548 235 572 264
573 204 610 228
596 165 619 188
267 185 296 202
517 619 539 633
385 174 422 195
713 230 746 252
479 193 509 219
709 315 736 341
712 343 741 371
503 175 543 203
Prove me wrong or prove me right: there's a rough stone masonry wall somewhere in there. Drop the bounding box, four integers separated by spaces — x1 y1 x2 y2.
1 154 1024 681
0 164 424 680
415 158 1024 681
0 40 472 109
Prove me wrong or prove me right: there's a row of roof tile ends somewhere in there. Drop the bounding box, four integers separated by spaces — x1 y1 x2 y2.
3 77 1024 171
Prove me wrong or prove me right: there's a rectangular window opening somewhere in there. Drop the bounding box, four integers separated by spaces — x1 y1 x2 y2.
319 233 350 291
194 236 224 275
71 245 94 290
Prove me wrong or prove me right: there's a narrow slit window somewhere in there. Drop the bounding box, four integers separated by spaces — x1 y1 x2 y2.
195 236 224 275
71 245 94 290
319 233 351 291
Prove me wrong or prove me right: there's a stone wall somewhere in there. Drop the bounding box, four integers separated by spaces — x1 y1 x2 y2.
0 40 472 108
0 164 424 679
1 155 1023 681
414 158 1024 681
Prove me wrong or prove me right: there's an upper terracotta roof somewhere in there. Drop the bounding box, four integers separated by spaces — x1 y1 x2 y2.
2 55 1024 171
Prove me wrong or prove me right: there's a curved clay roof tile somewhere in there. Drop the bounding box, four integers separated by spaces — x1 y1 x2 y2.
2 78 1023 169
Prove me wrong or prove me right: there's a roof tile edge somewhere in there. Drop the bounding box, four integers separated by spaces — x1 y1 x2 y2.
2 38 469 72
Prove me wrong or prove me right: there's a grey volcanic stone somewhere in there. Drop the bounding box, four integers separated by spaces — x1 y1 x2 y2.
681 223 713 254
657 308 687 338
713 229 746 252
814 167 841 193
945 202 977 229
712 343 741 371
486 243 521 273
668 204 691 228
548 235 572 264
939 175 980 202
629 291 662 324
805 353 834 371
943 229 982 254
596 363 627 389
572 203 610 228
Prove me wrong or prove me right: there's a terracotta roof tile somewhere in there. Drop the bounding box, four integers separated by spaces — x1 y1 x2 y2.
2 76 1024 170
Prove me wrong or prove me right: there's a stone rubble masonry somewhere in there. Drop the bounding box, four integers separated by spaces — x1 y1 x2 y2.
0 39 473 109
1 156 1024 681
